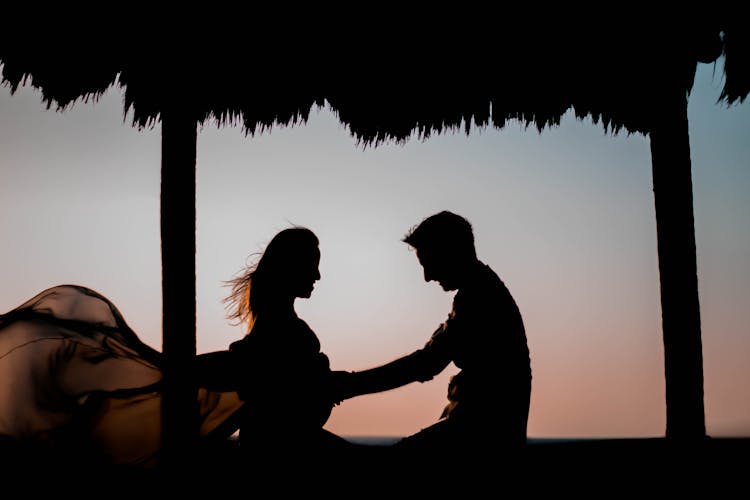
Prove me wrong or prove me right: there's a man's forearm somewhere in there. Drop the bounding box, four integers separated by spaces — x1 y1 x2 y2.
338 349 443 399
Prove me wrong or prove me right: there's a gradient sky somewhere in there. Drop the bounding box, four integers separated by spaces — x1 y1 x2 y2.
1 60 748 439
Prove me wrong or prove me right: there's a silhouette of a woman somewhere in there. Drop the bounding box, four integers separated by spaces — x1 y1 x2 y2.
214 226 351 464
0 226 350 472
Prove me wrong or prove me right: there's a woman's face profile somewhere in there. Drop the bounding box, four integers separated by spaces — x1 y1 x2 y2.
293 246 321 299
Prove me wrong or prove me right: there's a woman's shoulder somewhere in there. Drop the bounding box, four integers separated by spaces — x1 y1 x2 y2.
232 314 319 346
255 313 314 333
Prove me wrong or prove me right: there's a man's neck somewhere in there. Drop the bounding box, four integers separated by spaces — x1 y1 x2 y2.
454 258 483 288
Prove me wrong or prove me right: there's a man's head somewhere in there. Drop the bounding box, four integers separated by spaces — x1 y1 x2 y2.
403 211 477 291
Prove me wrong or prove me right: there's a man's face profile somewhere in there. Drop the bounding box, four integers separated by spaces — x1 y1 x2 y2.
416 247 458 291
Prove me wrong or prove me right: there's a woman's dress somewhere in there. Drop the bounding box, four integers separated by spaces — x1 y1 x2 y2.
0 285 243 469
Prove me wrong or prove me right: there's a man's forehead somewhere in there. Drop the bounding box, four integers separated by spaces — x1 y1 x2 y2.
416 247 445 261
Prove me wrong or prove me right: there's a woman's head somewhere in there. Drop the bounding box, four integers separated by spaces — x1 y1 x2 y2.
225 227 320 328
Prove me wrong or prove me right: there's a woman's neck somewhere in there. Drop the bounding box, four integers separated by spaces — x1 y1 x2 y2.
266 296 296 317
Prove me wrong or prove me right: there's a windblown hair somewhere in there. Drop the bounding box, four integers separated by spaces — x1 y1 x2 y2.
224 227 319 329
402 210 476 258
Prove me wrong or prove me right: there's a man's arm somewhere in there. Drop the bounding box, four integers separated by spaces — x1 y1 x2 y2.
332 324 452 400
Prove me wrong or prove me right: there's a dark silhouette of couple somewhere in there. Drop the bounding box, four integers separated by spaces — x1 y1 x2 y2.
0 211 531 481
198 211 532 471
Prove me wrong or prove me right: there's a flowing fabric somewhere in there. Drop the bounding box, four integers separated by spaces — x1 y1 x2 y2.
0 285 243 469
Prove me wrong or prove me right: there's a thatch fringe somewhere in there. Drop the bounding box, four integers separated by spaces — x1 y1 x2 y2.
2 25 745 144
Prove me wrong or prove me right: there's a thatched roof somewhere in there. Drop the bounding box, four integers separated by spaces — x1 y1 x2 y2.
1 22 747 144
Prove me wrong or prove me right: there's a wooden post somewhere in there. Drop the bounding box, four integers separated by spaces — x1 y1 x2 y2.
160 106 199 470
650 88 706 440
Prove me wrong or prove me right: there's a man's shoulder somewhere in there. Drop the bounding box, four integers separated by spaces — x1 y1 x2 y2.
458 263 506 295
453 264 517 317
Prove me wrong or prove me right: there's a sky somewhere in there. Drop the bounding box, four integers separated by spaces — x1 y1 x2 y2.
1 60 748 439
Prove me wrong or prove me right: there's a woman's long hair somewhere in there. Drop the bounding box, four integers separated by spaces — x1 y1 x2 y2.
224 227 319 330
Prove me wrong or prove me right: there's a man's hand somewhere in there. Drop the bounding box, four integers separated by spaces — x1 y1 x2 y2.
327 370 356 405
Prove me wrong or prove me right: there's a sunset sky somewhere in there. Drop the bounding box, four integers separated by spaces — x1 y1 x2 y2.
1 60 748 439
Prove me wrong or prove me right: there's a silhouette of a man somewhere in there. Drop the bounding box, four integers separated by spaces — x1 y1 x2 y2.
338 211 531 460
